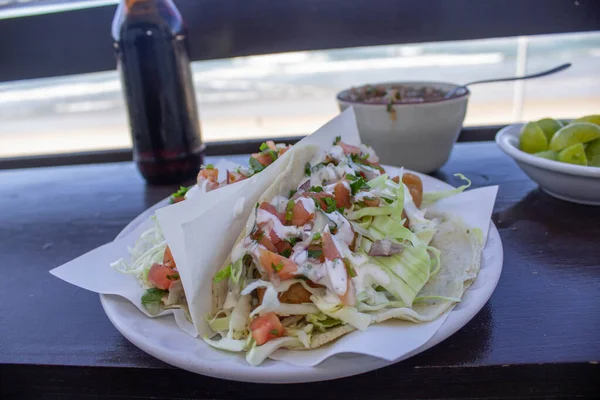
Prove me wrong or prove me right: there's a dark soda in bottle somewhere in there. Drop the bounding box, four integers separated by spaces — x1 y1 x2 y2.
112 0 205 184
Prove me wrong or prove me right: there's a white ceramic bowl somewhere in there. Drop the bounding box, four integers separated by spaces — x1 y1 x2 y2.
496 123 600 205
337 81 469 173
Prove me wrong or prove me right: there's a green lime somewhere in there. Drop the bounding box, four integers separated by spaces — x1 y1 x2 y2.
572 115 600 126
549 122 600 152
536 118 564 141
519 122 548 154
558 143 587 166
585 139 600 167
534 150 558 161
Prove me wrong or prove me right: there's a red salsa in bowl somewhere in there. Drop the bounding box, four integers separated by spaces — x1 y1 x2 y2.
339 84 449 108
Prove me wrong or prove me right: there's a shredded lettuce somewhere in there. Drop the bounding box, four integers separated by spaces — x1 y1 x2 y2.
369 243 433 308
306 312 343 332
206 314 231 332
111 217 166 286
311 296 371 331
421 173 471 208
141 288 167 315
202 335 247 352
245 337 302 366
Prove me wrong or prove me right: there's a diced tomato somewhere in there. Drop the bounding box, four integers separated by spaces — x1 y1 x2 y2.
278 145 290 156
291 201 313 226
148 263 178 290
402 172 423 190
252 152 274 167
266 140 277 151
198 168 219 181
258 234 278 253
301 192 335 211
307 244 325 263
258 202 286 224
402 173 423 208
227 170 248 184
333 182 351 209
250 312 284 345
337 141 361 155
402 210 409 228
339 278 355 306
275 240 293 256
258 248 298 280
322 231 341 261
363 197 380 207
372 162 386 174
163 246 176 269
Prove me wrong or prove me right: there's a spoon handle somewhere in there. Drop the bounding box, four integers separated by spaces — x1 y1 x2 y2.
463 63 571 87
445 63 572 98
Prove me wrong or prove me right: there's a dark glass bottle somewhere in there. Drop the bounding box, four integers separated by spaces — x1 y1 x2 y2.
112 0 204 185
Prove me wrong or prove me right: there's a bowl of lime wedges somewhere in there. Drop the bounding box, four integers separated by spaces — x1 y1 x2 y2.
496 115 600 205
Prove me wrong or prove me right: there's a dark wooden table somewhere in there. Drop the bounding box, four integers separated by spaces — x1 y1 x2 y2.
1 143 598 399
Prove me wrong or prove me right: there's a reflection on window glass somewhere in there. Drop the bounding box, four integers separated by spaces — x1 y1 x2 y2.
0 31 598 158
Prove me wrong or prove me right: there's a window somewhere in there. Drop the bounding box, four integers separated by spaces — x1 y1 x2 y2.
0 6 598 159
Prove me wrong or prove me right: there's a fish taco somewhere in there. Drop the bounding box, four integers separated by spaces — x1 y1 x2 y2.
205 137 480 365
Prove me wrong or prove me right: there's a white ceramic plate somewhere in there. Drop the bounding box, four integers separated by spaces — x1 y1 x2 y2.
496 123 600 205
100 167 503 383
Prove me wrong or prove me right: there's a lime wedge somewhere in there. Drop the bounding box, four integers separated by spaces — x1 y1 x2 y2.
572 115 600 126
534 150 558 161
536 118 563 141
558 143 587 166
549 122 600 152
519 122 548 154
585 139 600 167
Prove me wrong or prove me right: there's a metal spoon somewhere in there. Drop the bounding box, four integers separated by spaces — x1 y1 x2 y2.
444 62 572 99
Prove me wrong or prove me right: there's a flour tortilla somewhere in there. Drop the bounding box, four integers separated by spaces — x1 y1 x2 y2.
212 144 320 314
211 158 484 350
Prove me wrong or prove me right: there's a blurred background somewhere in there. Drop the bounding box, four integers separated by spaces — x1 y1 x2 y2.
0 0 599 158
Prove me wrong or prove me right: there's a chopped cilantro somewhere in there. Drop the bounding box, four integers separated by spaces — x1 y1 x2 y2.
309 186 323 193
170 186 190 202
345 174 357 181
259 142 269 151
280 248 292 258
349 176 368 195
166 273 180 281
307 249 323 259
213 265 232 283
343 258 357 278
312 233 321 241
384 197 394 204
269 329 279 335
286 237 301 246
141 288 168 305
204 164 214 170
289 189 297 198
267 149 278 162
304 163 312 176
271 262 283 272
249 156 266 174
334 135 341 145
285 199 295 221
322 197 336 213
